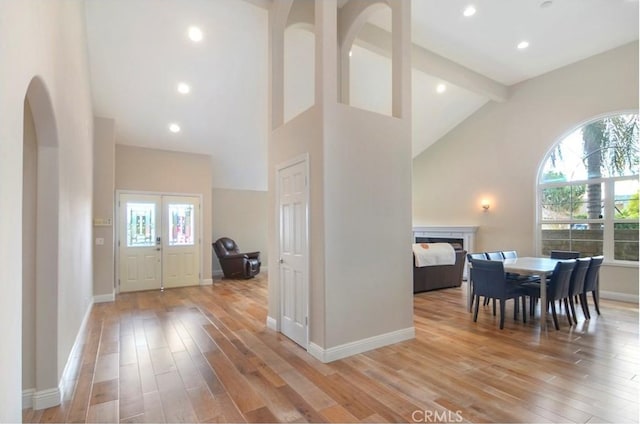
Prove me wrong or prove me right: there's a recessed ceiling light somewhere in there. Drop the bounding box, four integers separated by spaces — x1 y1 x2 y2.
540 0 553 8
188 26 203 42
436 83 447 94
517 41 530 50
169 123 181 133
463 5 476 17
177 82 191 94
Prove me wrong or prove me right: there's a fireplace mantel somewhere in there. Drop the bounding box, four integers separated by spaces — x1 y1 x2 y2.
413 225 479 235
412 225 478 251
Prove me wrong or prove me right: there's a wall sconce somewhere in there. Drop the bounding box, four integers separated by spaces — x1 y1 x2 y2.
481 199 491 212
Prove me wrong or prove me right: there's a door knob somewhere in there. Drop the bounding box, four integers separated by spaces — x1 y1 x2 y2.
279 258 284 264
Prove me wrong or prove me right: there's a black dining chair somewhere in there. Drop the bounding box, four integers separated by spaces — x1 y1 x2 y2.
566 258 591 324
581 256 604 319
485 251 504 261
501 250 518 259
469 258 527 329
550 250 580 259
521 260 575 330
545 250 580 284
467 253 490 312
481 252 505 309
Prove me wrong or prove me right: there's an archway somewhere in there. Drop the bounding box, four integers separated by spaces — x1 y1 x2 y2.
22 76 61 410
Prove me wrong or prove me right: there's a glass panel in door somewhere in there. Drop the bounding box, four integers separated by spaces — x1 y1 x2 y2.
119 194 162 292
162 196 200 288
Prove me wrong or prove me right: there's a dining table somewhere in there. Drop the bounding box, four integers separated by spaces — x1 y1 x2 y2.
467 256 565 330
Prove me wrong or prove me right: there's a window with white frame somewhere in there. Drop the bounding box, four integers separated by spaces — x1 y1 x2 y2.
538 113 639 263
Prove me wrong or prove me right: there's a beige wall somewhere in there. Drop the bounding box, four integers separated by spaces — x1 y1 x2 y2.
93 118 116 298
413 42 639 300
115 145 213 282
0 1 94 418
212 188 269 276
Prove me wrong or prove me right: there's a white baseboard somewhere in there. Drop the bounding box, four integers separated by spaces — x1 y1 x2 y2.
93 291 115 303
308 326 415 363
57 300 94 406
266 315 279 331
600 290 639 303
23 300 94 411
31 388 61 410
200 278 213 285
22 389 35 409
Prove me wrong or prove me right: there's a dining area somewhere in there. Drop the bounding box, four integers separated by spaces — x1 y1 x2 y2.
466 250 604 330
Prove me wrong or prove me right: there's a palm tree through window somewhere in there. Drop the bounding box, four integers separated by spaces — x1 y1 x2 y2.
538 114 639 262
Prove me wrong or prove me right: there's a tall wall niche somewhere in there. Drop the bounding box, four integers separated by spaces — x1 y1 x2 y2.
284 0 316 123
339 1 393 117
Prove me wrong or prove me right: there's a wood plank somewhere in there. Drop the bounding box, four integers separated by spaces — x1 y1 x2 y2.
185 384 219 423
119 363 143 421
243 406 279 423
136 345 158 394
90 379 119 406
141 391 166 423
155 371 199 423
86 400 118 423
204 349 266 413
319 404 359 423
93 352 119 383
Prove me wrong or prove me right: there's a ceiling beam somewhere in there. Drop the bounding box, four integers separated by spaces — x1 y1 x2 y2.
240 0 273 10
355 23 508 102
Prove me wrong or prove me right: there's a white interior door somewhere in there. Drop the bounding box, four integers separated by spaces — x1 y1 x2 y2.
162 196 200 288
278 158 309 348
119 194 162 292
119 193 201 292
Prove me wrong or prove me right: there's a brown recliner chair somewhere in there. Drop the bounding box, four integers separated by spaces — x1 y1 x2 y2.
213 237 261 279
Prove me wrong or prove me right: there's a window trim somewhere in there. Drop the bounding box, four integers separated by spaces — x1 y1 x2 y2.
535 112 639 266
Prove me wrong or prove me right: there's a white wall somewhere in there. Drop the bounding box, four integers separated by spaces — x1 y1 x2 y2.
350 44 392 116
323 104 414 347
284 26 315 123
413 42 639 299
93 117 116 299
0 1 94 419
22 99 37 394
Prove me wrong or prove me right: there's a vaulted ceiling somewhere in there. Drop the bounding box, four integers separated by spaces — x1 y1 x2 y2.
84 0 639 190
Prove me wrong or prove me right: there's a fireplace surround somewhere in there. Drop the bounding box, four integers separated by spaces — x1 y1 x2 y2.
413 226 478 279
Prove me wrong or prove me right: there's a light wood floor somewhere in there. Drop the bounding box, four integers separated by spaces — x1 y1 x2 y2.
24 275 639 423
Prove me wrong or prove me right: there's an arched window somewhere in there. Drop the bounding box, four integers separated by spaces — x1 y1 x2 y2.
538 113 639 262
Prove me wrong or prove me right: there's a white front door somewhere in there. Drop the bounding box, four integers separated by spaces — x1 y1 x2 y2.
119 194 162 292
278 158 309 348
162 196 200 288
119 193 201 292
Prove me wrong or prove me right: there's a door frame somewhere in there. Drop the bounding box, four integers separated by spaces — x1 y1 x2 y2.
275 154 310 349
115 189 204 293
